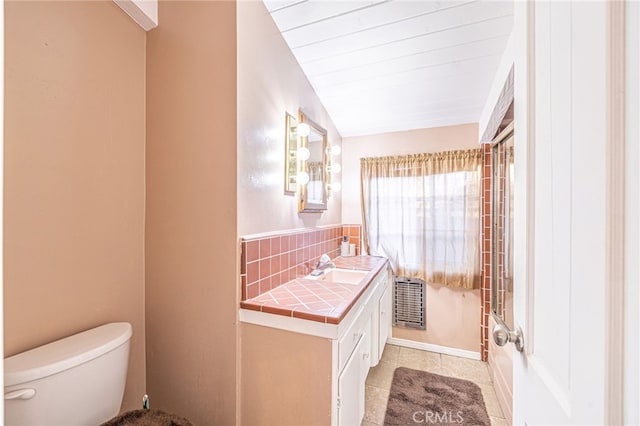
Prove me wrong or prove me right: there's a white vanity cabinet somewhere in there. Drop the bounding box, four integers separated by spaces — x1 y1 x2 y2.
239 262 391 426
333 266 390 426
337 316 371 426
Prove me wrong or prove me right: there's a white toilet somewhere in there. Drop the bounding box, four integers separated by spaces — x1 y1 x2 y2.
4 322 132 425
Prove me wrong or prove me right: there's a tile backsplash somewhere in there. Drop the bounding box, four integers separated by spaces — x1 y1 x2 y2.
240 224 362 300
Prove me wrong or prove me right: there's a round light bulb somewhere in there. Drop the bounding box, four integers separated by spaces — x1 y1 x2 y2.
297 147 310 161
328 163 341 174
297 171 309 185
331 145 342 156
297 123 311 137
331 181 342 192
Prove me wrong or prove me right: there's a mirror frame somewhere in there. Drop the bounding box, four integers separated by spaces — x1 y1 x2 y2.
298 111 328 212
284 112 298 194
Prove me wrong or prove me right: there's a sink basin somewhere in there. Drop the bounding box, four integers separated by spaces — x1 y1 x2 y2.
311 268 369 285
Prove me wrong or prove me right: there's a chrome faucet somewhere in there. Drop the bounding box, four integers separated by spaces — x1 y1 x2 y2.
315 253 335 271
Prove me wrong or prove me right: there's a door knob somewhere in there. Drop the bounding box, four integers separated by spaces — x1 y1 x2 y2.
492 322 524 352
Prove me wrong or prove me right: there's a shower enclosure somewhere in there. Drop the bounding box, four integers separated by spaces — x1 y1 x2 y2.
491 122 514 331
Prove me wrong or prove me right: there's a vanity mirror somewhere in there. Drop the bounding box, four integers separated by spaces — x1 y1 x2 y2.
298 111 328 212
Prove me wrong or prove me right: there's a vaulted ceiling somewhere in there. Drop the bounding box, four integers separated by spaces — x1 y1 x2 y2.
264 0 513 137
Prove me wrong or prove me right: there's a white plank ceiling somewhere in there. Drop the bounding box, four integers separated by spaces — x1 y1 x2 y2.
263 0 513 137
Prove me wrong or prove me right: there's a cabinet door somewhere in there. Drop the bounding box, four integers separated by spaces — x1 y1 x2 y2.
378 285 391 361
358 320 372 421
338 327 370 426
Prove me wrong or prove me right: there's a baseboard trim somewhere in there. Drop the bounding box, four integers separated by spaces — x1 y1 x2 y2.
386 337 481 360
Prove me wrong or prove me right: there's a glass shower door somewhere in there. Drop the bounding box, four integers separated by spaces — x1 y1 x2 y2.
491 124 515 330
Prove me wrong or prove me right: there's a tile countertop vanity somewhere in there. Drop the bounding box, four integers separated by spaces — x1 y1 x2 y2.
240 255 387 325
239 255 392 426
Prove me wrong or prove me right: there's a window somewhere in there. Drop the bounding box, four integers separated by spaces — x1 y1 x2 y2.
361 150 482 289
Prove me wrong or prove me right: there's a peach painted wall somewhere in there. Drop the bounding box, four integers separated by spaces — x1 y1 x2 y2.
237 0 342 236
241 323 332 425
4 1 146 411
393 286 481 353
145 2 238 424
342 124 481 352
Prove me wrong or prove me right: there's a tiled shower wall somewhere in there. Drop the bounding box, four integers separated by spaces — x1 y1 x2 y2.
240 224 362 300
480 143 492 362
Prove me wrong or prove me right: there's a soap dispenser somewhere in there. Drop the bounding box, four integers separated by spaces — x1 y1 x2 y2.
340 236 350 257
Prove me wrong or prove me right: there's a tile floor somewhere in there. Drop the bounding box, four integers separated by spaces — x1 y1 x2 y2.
362 344 509 426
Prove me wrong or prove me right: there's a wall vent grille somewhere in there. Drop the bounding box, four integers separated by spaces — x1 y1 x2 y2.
393 277 426 330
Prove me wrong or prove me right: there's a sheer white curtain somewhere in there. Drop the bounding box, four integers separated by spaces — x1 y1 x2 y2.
360 150 482 289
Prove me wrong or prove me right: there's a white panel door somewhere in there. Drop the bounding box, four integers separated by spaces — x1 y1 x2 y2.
337 339 361 426
337 328 370 426
358 321 371 422
378 285 391 363
512 1 610 424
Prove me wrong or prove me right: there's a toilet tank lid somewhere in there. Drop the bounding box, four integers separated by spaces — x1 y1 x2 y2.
4 322 132 387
